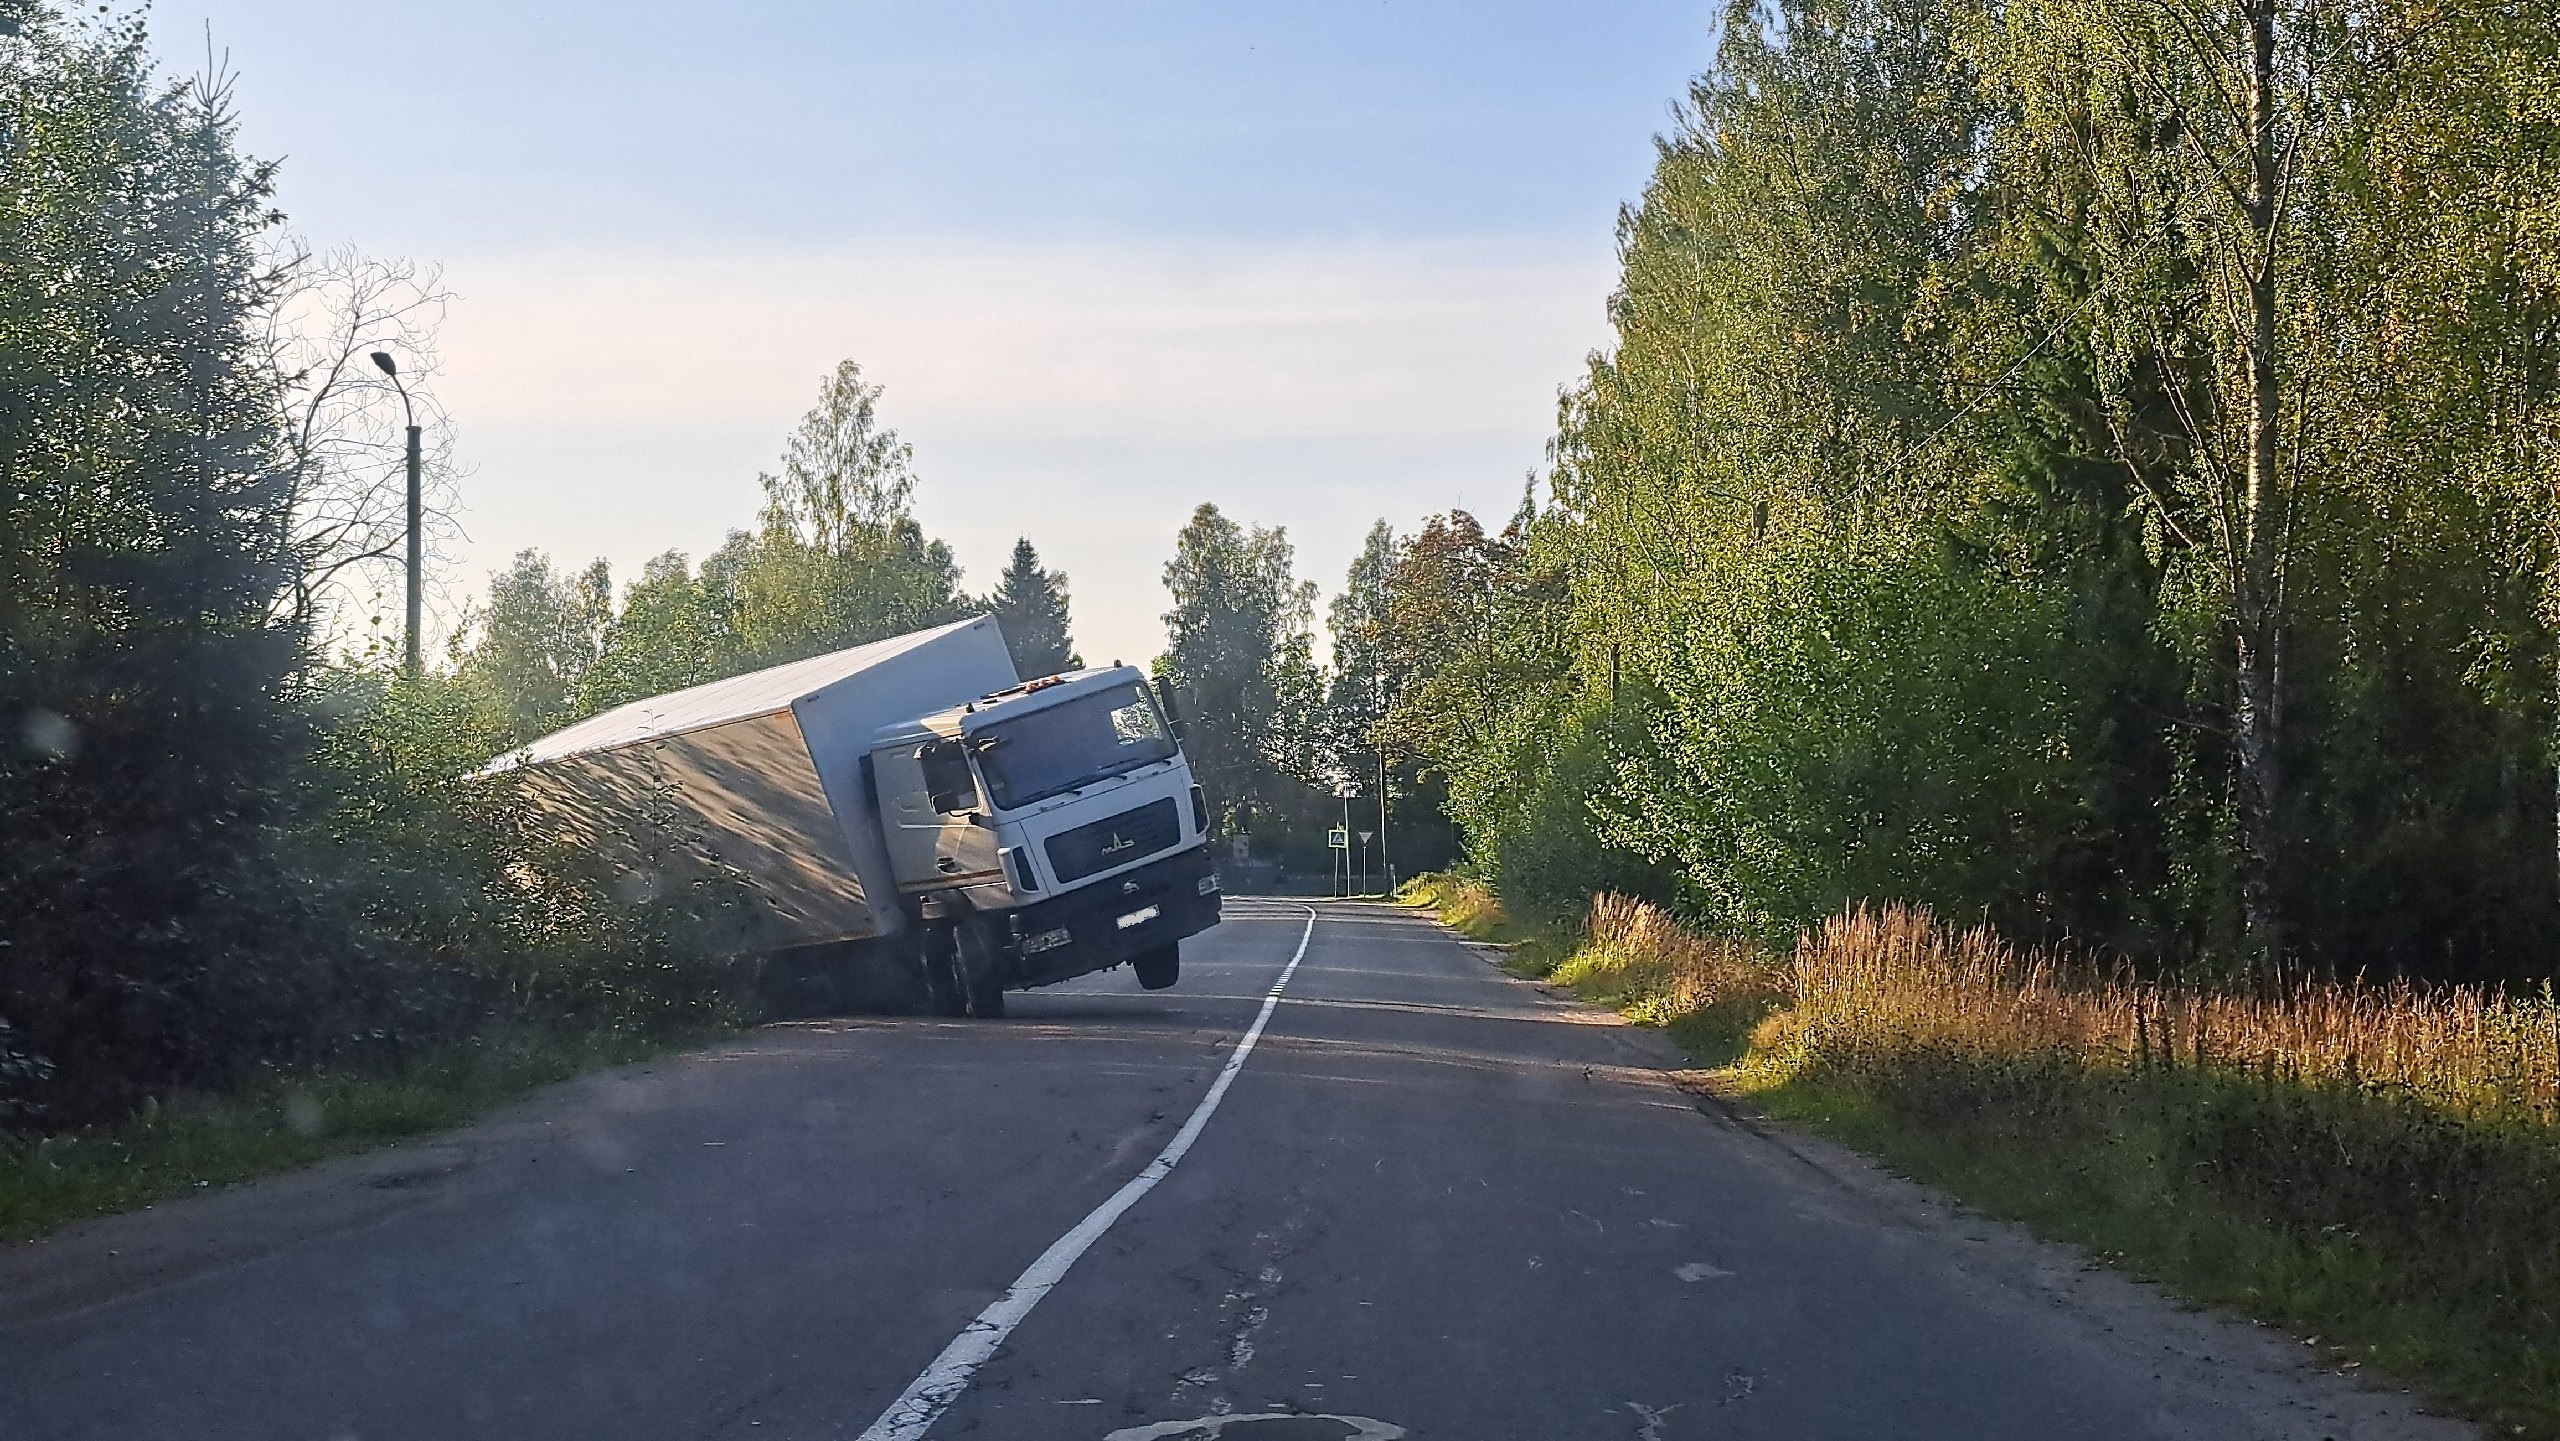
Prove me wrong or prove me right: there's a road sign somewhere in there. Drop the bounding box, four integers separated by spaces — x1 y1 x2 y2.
1327 828 1349 850
1357 831 1373 844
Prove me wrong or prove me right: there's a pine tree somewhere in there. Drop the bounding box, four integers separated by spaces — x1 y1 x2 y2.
990 538 1080 680
1156 504 1321 821
0 8 305 1115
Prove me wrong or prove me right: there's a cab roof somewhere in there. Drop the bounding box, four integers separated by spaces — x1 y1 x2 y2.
875 665 1148 750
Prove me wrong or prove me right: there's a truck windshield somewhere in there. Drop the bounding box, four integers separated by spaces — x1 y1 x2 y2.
972 683 1177 809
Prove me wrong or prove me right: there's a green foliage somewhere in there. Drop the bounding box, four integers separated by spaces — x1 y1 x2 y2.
576 549 738 714
1155 503 1326 848
728 360 966 665
1320 520 1461 876
1322 521 1397 770
990 537 1079 679
1601 538 2105 946
1490 700 1679 927
1383 0 2560 978
455 550 612 741
0 7 306 1121
0 12 743 1129
1377 510 1574 862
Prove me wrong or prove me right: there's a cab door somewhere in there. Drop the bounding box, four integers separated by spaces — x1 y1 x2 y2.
876 738 1002 895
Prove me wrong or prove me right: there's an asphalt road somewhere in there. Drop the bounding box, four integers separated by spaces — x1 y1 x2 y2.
1 900 2467 1440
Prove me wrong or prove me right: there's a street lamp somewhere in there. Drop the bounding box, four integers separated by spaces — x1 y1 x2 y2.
369 350 422 677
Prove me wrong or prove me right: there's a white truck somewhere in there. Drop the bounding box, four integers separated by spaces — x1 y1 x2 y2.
481 615 1222 1017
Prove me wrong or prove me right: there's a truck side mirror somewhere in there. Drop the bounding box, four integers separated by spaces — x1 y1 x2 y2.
1151 676 1189 741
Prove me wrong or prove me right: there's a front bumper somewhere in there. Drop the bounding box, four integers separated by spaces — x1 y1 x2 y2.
1002 845 1222 986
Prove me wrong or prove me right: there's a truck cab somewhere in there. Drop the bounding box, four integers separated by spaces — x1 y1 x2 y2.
870 666 1222 1013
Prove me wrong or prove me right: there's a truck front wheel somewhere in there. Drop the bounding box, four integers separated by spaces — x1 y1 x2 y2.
1132 942 1180 991
920 927 966 1017
953 917 1008 1019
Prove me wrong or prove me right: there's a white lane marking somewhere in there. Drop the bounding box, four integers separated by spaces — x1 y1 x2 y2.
1104 1415 1406 1440
1625 1400 1684 1440
1674 1261 1733 1282
856 908 1320 1441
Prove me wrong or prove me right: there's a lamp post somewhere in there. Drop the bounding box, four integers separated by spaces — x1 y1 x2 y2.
370 350 422 677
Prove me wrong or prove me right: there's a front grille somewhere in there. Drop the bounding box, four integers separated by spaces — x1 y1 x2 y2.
1045 797 1180 883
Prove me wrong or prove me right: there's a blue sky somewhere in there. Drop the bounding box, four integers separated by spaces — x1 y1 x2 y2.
150 1 1715 664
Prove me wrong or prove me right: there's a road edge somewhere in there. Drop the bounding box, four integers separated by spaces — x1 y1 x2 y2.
1412 909 2484 1441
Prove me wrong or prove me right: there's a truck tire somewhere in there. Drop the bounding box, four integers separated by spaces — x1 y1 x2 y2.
1132 942 1180 991
953 917 1008 1019
920 926 967 1017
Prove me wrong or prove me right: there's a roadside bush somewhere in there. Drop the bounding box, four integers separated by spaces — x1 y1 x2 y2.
290 668 749 1033
1602 541 2108 950
1397 871 1511 942
1485 701 1680 925
1552 894 1789 1036
3 665 746 1127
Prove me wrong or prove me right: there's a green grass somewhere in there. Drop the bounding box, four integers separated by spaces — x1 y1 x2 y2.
1397 870 1577 976
0 1026 721 1242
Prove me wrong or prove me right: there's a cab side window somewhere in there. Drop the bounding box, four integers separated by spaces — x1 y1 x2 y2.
919 740 977 815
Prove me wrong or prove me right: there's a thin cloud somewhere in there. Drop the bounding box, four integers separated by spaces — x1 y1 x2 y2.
433 234 1614 665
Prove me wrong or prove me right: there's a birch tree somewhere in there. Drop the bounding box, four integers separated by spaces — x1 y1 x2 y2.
1991 0 2337 957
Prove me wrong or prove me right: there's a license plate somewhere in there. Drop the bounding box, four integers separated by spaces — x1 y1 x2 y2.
1115 904 1160 930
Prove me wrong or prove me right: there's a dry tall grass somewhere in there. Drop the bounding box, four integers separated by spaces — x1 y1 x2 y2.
1768 903 2560 1126
1517 892 2560 1430
1396 871 1513 942
1552 893 1790 1026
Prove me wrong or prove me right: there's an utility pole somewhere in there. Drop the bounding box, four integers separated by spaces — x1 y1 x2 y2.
404 419 421 675
1376 748 1392 891
371 350 422 677
1340 786 1354 899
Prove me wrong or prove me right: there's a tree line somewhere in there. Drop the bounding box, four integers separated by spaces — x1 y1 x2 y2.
19 0 2540 1135
0 8 1101 1124
2 3 1469 1130
451 358 1083 743
1355 0 2560 979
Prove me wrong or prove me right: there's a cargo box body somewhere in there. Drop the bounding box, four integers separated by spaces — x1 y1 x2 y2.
484 616 1019 950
